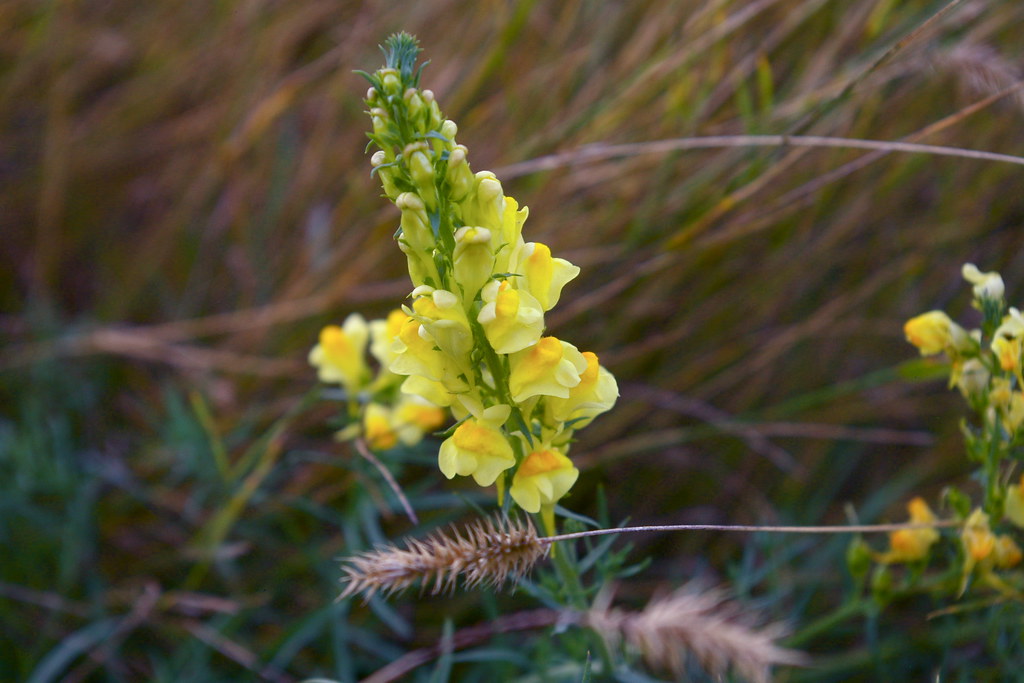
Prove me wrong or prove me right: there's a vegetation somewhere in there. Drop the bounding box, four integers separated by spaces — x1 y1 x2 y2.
3 1 1024 680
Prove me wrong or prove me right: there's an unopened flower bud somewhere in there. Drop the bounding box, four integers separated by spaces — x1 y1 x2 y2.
441 119 458 141
365 87 379 104
453 226 494 303
371 150 400 199
446 145 473 201
955 358 989 399
370 107 390 137
963 263 1005 302
404 143 437 210
380 68 401 96
404 87 426 123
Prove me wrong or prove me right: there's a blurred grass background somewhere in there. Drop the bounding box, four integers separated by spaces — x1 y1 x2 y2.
3 0 1024 680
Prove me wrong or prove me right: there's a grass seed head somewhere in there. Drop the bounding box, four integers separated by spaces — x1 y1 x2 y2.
340 515 547 600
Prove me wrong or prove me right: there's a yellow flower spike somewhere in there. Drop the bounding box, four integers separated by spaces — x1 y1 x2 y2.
509 242 581 312
393 394 447 446
364 403 398 451
1006 476 1024 528
509 448 579 515
453 226 494 303
994 534 1023 569
962 263 1005 302
878 496 939 564
546 351 619 428
903 311 958 356
411 289 474 360
438 416 515 486
508 337 588 403
309 314 371 391
477 280 545 354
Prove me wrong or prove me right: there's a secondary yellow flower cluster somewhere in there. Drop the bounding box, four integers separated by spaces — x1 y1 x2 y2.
310 311 447 451
903 263 1024 439
318 34 618 529
867 263 1024 598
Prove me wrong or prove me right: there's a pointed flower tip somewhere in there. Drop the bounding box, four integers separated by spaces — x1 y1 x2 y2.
382 32 423 80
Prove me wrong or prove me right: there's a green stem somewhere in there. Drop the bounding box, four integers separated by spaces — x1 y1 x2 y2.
786 598 865 648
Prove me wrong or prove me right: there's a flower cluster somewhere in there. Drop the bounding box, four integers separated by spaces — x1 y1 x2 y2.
310 311 448 451
325 34 617 530
858 263 1024 602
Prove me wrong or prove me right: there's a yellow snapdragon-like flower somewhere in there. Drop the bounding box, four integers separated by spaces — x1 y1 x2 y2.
992 307 1024 376
962 509 997 564
508 242 580 312
309 313 371 391
955 358 989 399
477 280 545 354
903 311 962 356
363 402 398 451
509 448 579 514
410 287 473 360
494 195 528 275
879 497 939 564
369 309 409 368
1002 391 1024 435
393 394 447 445
438 404 515 486
962 263 1005 302
1004 475 1024 528
546 351 619 427
994 534 1023 570
389 318 465 392
508 337 588 403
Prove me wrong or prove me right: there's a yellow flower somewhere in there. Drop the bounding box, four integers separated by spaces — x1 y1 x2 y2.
411 288 473 360
879 497 939 564
509 448 579 514
903 311 958 356
393 394 447 446
1004 475 1024 528
400 374 453 407
437 405 514 486
1003 391 1024 435
545 351 619 427
962 263 1005 301
477 280 545 354
309 314 371 391
363 403 398 451
369 309 409 368
955 358 989 399
992 308 1024 376
494 195 528 275
961 508 997 582
508 242 580 311
389 318 466 394
508 337 588 403
994 535 1023 570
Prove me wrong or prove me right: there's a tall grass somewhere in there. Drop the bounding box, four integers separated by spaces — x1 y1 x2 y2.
2 0 1024 679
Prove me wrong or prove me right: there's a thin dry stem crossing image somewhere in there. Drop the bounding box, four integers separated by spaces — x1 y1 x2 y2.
3 1 1024 681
